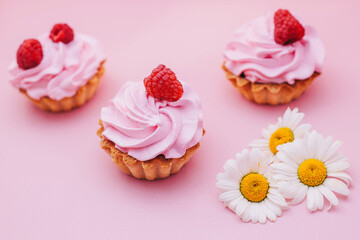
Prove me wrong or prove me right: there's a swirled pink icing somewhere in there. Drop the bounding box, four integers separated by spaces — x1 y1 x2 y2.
100 81 203 161
9 33 105 100
224 13 325 84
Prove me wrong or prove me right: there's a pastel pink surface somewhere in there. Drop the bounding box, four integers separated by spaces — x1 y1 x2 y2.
0 0 359 239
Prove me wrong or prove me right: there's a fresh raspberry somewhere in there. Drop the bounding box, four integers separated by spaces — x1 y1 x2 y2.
144 64 184 102
49 23 74 44
274 9 305 45
16 39 43 70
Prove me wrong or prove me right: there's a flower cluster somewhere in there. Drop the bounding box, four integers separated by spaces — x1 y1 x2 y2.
216 108 351 223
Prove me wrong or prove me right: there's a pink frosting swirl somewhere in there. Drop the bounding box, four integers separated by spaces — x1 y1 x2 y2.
9 33 105 100
100 81 203 161
224 13 325 84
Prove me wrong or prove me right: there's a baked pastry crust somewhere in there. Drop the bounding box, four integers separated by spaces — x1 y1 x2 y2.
222 63 319 105
20 62 105 112
97 120 203 180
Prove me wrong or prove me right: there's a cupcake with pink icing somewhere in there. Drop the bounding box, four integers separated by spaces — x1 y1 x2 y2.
223 9 325 105
9 23 106 112
97 64 204 180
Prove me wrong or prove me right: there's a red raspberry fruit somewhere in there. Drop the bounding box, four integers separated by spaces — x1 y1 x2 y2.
16 39 43 70
274 9 305 45
144 64 184 102
49 23 74 44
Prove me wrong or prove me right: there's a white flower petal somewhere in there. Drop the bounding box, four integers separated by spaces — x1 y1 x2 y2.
262 201 277 222
249 139 268 149
265 198 281 216
318 185 339 210
271 163 297 176
327 172 352 186
324 178 350 196
306 187 317 211
235 161 247 178
287 109 304 129
273 174 299 181
258 203 267 224
235 198 250 217
228 197 242 211
281 107 294 127
242 207 251 222
258 156 271 175
326 160 350 173
293 124 311 138
250 204 260 223
276 151 299 169
277 141 305 166
249 148 263 172
324 152 347 165
278 180 300 199
317 136 334 160
216 173 239 191
314 187 324 210
323 140 342 162
237 149 251 175
224 159 243 179
216 181 238 191
261 127 271 139
305 131 321 159
219 190 241 203
216 172 229 181
290 184 308 205
216 172 238 182
262 124 278 139
289 139 308 163
267 189 287 207
270 155 278 163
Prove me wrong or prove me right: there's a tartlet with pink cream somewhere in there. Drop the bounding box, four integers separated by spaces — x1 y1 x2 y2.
223 9 325 105
97 64 204 180
9 23 106 112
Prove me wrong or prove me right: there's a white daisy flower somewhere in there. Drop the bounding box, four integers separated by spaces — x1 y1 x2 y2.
271 131 351 212
216 148 287 223
249 107 311 163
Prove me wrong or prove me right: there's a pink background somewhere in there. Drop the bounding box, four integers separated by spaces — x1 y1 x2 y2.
1 0 359 239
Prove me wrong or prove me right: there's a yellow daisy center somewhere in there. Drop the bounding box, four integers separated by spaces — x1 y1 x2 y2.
298 159 327 187
269 127 294 154
240 173 269 202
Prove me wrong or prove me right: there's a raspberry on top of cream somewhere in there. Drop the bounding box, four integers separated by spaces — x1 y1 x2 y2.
224 10 325 85
9 23 105 100
100 65 203 161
